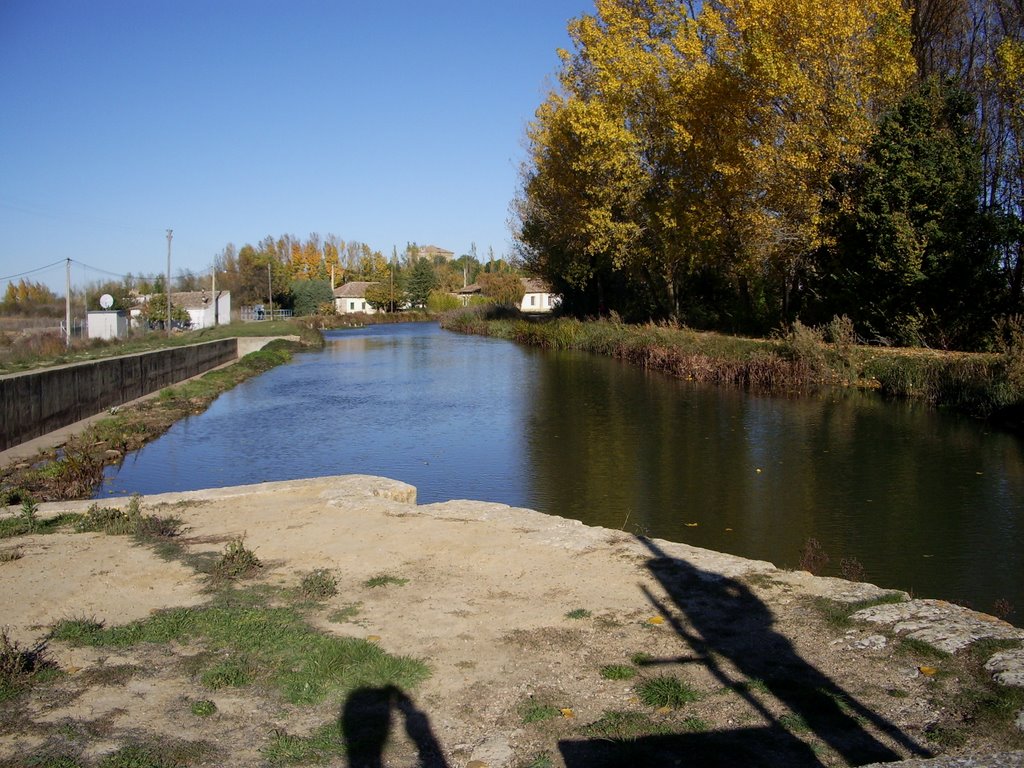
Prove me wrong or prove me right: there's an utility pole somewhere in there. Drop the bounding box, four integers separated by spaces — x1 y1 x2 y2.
64 258 71 348
267 262 273 320
211 265 217 327
166 229 173 337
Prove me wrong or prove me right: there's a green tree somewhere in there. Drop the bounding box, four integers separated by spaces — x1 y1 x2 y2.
289 279 333 317
815 80 1001 348
365 282 405 312
405 258 438 308
478 273 526 306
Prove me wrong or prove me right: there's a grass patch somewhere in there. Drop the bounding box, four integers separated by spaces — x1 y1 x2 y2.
779 712 811 733
263 722 346 765
0 511 80 539
49 601 428 705
300 569 338 599
200 657 253 689
0 547 23 562
363 574 408 588
635 675 701 709
564 608 591 620
630 652 654 666
74 495 183 543
600 664 637 681
896 636 951 661
96 739 215 768
683 715 710 731
581 710 672 740
520 698 562 724
190 699 217 717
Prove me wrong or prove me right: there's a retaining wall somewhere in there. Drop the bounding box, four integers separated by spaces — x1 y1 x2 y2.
0 339 238 451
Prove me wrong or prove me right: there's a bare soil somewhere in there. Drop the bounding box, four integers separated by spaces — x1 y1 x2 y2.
0 476 1020 767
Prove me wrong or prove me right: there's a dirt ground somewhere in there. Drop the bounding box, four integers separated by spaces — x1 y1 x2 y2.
0 475 1020 767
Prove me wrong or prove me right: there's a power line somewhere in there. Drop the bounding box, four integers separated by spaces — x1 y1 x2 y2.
0 259 67 282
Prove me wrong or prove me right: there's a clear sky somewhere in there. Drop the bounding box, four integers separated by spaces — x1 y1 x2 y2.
0 0 592 294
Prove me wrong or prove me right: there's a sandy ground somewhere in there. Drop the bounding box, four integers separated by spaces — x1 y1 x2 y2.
0 476 1020 767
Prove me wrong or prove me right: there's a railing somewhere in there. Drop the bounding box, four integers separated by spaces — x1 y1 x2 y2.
240 307 293 322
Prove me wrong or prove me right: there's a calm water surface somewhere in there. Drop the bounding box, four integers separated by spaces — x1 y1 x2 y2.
102 323 1024 617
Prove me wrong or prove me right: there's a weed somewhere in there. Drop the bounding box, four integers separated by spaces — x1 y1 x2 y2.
300 569 338 599
798 537 829 575
0 629 56 701
886 688 909 698
0 547 23 562
213 537 262 580
630 652 654 666
20 497 39 532
991 598 1014 621
600 664 636 680
565 608 591 620
520 698 561 724
79 664 139 686
737 678 770 695
363 574 408 588
190 699 217 717
95 739 214 768
839 556 865 582
635 675 701 708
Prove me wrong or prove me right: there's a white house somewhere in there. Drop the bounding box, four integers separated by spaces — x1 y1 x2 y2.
333 281 379 314
520 278 558 313
172 291 231 329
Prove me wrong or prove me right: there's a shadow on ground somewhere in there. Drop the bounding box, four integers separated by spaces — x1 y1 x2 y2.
559 537 932 767
341 685 450 768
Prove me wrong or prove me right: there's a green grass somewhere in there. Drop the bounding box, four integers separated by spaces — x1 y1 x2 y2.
600 664 637 680
779 712 811 733
520 698 562 724
0 512 81 540
896 636 951 661
263 723 346 765
49 601 428 706
0 629 59 702
564 608 591 619
363 574 408 588
581 711 672 740
189 699 217 717
328 604 361 623
200 657 253 689
635 675 701 709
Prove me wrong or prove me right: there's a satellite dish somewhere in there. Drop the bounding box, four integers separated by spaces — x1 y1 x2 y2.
100 294 114 309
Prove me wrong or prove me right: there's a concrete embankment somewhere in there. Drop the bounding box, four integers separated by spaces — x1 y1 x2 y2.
0 336 297 453
1 475 1021 766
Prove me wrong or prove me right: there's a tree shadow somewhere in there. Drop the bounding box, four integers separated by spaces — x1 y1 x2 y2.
341 685 449 768
560 537 931 767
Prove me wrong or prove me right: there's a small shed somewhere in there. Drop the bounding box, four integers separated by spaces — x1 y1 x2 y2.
520 278 558 313
87 310 129 340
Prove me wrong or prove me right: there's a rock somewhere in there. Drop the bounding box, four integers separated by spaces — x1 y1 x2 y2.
468 736 513 768
853 599 1024 655
985 649 1024 688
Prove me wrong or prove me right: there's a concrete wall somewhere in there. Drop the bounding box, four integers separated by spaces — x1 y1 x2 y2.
0 338 238 451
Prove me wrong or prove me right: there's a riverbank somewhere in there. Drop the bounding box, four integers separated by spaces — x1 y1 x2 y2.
440 308 1024 432
0 476 1021 767
0 337 310 503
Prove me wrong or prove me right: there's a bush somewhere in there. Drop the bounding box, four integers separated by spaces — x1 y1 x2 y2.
300 569 338 599
213 537 262 580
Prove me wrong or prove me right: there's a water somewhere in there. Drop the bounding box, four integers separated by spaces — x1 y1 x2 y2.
102 322 1024 618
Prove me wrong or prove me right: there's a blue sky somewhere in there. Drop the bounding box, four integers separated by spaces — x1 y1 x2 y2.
0 0 592 294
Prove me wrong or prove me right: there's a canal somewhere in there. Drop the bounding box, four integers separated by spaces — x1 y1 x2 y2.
101 322 1024 620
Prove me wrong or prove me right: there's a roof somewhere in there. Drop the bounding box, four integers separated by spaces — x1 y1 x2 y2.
418 245 454 260
136 291 227 310
520 277 552 294
333 281 379 299
456 283 483 295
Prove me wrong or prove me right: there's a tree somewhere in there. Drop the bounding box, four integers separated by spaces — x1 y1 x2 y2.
478 273 525 306
814 80 1000 348
405 258 438 308
365 282 405 313
289 279 333 317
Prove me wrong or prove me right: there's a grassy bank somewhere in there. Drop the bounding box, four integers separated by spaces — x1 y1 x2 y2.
441 307 1024 431
1 338 308 503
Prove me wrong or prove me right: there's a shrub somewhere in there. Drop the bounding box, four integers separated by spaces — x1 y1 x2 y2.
798 537 829 575
213 537 262 580
300 569 338 599
635 675 701 708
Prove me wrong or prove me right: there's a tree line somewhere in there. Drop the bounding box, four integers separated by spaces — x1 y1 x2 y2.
515 0 1024 349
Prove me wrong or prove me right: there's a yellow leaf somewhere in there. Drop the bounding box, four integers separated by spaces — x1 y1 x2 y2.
647 616 664 625
561 708 575 718
918 666 938 677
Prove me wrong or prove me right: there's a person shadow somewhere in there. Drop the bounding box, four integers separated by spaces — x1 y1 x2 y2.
560 537 931 767
342 685 450 768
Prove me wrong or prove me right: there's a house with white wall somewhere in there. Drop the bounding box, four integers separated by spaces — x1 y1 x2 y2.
334 281 378 314
520 278 558 313
172 291 231 329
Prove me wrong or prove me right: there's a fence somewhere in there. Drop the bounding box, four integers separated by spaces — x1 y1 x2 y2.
240 306 293 322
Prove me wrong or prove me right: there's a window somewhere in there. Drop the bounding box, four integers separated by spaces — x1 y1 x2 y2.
349 301 355 310
361 301 367 310
530 295 536 306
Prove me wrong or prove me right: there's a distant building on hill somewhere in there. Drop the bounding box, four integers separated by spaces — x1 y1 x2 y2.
416 245 454 262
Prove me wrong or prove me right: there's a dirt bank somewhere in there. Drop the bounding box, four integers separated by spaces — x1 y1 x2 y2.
1 476 1021 767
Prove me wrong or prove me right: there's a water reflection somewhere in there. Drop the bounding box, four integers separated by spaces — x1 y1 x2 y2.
523 348 1024 615
103 323 1024 616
